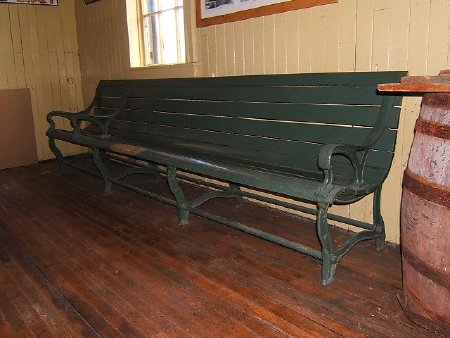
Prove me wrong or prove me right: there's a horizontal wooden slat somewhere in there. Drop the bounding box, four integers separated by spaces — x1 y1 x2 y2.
123 86 383 105
99 71 407 88
99 97 401 129
109 119 321 157
127 99 401 129
111 110 397 151
98 86 132 98
86 72 405 184
98 96 128 107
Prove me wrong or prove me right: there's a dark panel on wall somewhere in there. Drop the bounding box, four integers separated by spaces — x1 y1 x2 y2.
0 88 38 169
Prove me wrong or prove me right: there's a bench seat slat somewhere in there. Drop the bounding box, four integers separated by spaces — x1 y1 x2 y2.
104 122 395 171
123 130 390 185
49 128 386 198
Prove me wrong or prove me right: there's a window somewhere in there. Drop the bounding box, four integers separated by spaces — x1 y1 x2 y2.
126 0 186 67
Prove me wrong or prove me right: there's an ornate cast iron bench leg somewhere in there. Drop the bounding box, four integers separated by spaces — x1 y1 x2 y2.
373 189 386 251
48 137 66 170
229 183 244 207
167 167 189 225
317 202 337 286
93 148 112 192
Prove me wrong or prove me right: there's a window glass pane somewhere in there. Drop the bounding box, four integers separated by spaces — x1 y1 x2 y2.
142 0 157 15
142 0 180 14
177 7 186 63
143 15 160 65
158 0 177 11
159 9 177 64
140 0 185 66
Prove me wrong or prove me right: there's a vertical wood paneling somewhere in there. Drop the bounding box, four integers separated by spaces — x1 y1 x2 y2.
286 12 299 73
253 17 265 74
0 0 83 160
428 0 450 74
324 4 339 71
355 0 374 71
207 26 218 75
200 34 210 76
233 21 245 75
74 0 450 244
310 6 327 71
9 6 22 52
263 15 275 74
371 0 392 71
338 0 357 71
389 0 409 70
2 6 17 89
408 0 431 75
13 53 26 88
215 25 227 76
243 19 254 74
224 22 235 75
274 13 287 74
298 9 312 72
0 55 8 88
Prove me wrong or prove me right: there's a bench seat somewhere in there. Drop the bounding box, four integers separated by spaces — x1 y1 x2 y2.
48 127 378 201
47 71 406 285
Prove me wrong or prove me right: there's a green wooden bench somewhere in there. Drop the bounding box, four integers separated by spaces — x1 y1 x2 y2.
47 71 406 285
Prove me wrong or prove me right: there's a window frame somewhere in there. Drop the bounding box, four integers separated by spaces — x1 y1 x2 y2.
131 0 187 67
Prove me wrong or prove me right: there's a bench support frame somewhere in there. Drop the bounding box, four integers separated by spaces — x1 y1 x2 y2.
60 152 387 286
48 137 65 170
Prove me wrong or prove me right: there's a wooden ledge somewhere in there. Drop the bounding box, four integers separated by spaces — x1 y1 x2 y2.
378 69 450 94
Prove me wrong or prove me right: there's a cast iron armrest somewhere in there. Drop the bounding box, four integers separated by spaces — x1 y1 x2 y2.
70 113 116 138
47 89 129 138
47 108 116 138
47 101 95 130
317 143 368 187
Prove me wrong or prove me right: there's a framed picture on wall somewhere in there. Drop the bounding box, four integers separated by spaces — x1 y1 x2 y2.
0 0 57 4
196 0 337 27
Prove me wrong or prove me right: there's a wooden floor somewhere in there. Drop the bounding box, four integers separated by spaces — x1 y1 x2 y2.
0 160 436 337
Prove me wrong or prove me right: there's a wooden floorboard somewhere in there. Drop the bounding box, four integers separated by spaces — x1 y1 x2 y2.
0 160 437 337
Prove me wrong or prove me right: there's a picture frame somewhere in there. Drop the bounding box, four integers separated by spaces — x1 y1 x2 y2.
0 0 57 5
196 0 337 27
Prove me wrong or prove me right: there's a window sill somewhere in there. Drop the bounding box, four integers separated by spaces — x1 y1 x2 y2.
122 62 200 78
124 62 199 72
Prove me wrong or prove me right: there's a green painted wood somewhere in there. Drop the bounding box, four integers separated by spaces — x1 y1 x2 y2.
99 71 406 88
105 120 394 171
124 86 383 105
84 126 389 187
109 110 396 151
51 71 406 196
121 99 401 129
48 129 335 199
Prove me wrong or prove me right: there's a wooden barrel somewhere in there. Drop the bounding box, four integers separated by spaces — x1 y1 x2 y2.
399 93 450 337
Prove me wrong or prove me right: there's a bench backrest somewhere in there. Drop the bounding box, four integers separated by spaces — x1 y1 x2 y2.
93 72 405 186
